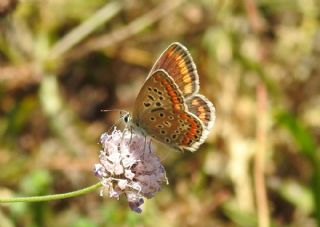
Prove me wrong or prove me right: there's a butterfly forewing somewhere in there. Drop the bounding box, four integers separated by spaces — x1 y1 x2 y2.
133 69 186 122
132 70 205 151
149 42 200 98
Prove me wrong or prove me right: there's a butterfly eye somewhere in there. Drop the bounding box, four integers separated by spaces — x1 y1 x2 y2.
123 114 129 123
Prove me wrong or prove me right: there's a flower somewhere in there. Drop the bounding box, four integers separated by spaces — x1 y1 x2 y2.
94 128 168 213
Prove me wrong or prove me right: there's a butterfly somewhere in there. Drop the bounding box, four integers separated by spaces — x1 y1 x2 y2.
124 42 215 152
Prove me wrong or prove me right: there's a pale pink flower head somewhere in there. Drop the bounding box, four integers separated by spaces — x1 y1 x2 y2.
94 128 167 213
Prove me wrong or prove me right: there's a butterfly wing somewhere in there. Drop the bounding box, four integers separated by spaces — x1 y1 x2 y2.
133 69 186 124
148 42 200 98
132 69 206 152
186 94 215 131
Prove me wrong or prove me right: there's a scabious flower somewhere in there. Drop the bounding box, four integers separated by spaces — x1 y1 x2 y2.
94 128 167 213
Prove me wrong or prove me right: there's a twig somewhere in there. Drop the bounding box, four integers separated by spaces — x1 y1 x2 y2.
254 83 270 227
244 0 266 34
48 1 122 60
70 0 184 58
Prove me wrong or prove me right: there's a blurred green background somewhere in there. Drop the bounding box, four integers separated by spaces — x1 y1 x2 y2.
1 0 320 226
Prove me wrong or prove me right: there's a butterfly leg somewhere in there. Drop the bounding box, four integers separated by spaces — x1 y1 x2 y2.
148 138 152 153
128 127 133 145
143 135 147 152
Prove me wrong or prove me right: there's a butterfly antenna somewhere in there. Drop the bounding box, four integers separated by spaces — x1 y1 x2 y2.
101 109 128 114
101 108 130 132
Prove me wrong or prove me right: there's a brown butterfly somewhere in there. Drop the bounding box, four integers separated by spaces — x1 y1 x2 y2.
124 42 215 152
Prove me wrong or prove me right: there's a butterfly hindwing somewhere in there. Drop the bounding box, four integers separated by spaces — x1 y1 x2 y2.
140 109 205 152
186 94 215 131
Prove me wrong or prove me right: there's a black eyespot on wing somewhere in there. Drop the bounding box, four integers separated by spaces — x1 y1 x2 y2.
151 107 165 112
148 95 155 101
144 102 151 107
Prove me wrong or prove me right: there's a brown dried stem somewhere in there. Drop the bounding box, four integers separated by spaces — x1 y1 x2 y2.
254 82 270 227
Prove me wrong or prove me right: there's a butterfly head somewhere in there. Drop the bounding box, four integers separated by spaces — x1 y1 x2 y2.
122 112 131 124
121 112 145 136
121 111 135 130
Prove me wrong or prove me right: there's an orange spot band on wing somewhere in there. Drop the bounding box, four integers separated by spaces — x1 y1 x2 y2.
198 106 206 120
155 74 182 111
183 75 192 84
180 114 200 145
176 55 182 61
192 99 199 105
167 50 174 57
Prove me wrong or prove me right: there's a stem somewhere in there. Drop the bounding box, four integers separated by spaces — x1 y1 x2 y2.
254 83 270 227
0 182 102 203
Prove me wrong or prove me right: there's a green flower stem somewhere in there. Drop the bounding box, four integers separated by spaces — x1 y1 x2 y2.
0 182 102 203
